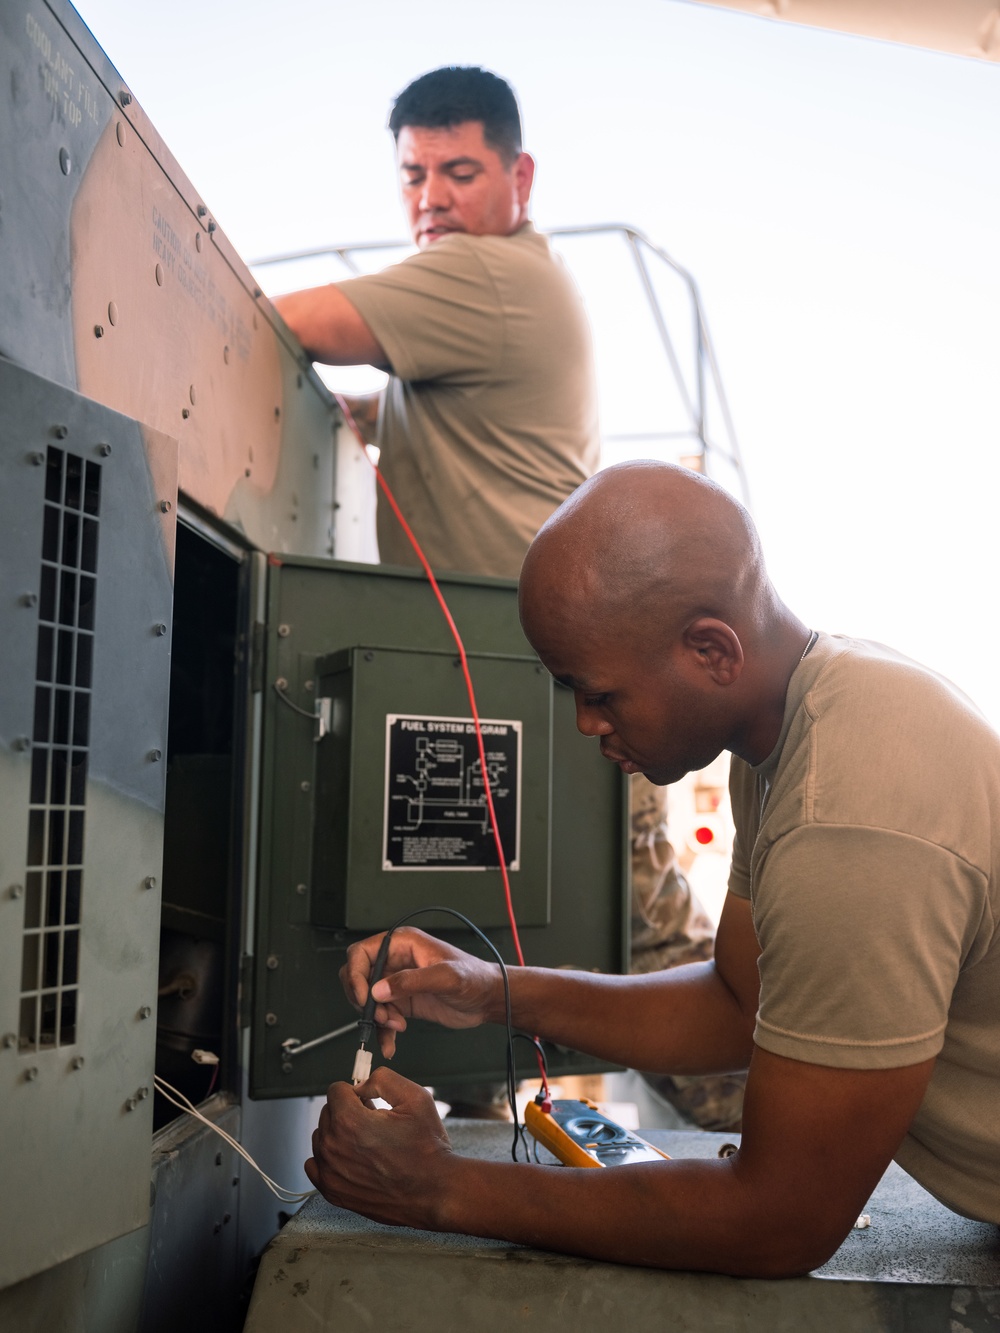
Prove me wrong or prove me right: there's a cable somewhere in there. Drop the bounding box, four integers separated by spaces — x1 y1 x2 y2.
335 394 549 1104
359 906 531 1161
153 1074 316 1204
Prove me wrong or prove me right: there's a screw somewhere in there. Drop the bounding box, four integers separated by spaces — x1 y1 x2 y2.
25 1067 39 1082
21 592 37 607
266 955 279 970
72 1056 85 1070
159 499 172 512
149 749 162 762
119 90 132 106
9 884 23 899
13 737 30 752
277 624 290 638
3 1034 16 1049
59 147 71 175
143 876 157 890
94 325 104 338
29 451 45 465
98 443 112 456
53 425 69 440
265 1012 278 1027
296 883 307 896
139 1006 152 1020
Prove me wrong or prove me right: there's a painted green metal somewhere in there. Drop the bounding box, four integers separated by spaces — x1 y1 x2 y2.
252 556 629 1098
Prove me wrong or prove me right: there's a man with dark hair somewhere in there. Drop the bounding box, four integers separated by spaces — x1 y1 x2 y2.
273 65 599 580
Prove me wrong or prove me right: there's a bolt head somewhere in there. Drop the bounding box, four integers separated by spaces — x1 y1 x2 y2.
126 1097 137 1111
94 325 104 338
25 1067 39 1082
98 442 112 457
143 875 157 890
277 624 291 638
139 1005 152 1020
149 749 162 762
159 499 172 513
29 451 45 465
72 1056 85 1070
9 884 24 899
119 90 132 106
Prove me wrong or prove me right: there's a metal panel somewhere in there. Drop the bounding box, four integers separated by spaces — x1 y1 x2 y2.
0 360 176 1286
251 557 628 1099
1 0 339 560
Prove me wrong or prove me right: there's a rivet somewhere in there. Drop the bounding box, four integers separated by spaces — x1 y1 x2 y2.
139 1005 152 1020
143 876 157 890
223 345 230 364
29 451 45 465
138 1086 149 1100
207 219 216 233
155 263 164 286
116 121 126 147
149 749 162 762
300 780 310 792
159 499 172 513
197 204 207 218
119 89 132 107
265 1012 278 1027
25 1067 39 1082
195 232 203 253
71 1056 85 1070
97 442 112 456
13 737 30 752
181 408 190 419
126 1096 138 1111
53 425 69 440
3 1033 17 1049
277 624 290 638
295 883 307 896
59 147 71 175
94 324 104 338
21 593 37 608
266 955 279 970
108 301 118 326
9 884 24 899
188 385 196 406
154 622 168 636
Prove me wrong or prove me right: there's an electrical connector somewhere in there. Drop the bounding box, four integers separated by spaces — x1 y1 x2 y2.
351 1046 373 1087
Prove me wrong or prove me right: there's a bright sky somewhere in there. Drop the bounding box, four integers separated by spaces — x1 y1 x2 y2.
76 0 1000 724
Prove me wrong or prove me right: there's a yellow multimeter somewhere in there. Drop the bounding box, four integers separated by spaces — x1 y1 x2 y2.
525 1097 671 1168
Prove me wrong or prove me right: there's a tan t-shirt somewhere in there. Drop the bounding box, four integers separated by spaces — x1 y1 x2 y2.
336 223 600 579
728 633 1000 1223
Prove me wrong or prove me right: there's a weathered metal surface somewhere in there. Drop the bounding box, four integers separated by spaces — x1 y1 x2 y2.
246 1125 1000 1332
0 361 176 1286
1 0 339 559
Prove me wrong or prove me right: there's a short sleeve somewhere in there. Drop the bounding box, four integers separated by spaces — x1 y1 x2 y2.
752 824 986 1069
335 236 502 383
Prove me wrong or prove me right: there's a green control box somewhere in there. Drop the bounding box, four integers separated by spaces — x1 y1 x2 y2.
311 647 552 931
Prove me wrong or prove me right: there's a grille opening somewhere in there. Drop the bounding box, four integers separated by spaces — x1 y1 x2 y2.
19 445 100 1052
154 522 243 1130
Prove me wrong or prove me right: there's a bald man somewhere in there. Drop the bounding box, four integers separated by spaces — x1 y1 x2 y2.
307 461 1000 1276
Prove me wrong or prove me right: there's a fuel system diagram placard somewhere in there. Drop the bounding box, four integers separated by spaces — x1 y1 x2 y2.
382 714 521 871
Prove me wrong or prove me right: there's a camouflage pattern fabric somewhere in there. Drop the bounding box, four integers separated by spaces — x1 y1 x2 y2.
629 773 746 1133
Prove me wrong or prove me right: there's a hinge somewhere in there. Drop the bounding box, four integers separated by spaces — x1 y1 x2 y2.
250 620 266 694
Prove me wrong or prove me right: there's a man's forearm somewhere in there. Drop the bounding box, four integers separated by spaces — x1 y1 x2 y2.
271 286 387 368
499 962 754 1075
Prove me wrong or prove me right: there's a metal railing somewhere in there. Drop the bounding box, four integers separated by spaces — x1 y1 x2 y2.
252 223 749 506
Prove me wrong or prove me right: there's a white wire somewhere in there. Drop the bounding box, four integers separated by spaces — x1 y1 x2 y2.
153 1075 317 1204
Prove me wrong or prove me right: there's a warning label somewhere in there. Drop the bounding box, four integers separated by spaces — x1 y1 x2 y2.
382 714 521 871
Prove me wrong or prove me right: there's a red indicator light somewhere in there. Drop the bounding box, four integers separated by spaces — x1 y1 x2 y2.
694 825 714 845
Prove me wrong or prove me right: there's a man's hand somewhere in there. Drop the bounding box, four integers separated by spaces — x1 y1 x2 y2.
305 1068 456 1229
340 927 504 1058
